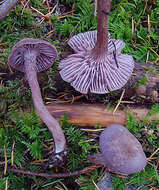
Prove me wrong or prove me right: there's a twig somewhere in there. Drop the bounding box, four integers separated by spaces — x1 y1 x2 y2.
147 148 159 161
120 101 135 104
6 165 101 178
147 14 151 31
80 128 104 132
132 17 135 35
5 177 8 190
21 0 30 14
136 184 145 190
11 141 15 166
0 0 6 5
4 146 7 175
92 179 100 190
113 89 125 114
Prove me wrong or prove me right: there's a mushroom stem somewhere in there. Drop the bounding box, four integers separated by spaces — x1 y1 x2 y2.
0 0 19 21
24 51 66 154
93 0 112 56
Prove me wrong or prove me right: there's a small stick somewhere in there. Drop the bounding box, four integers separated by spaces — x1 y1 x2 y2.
4 146 7 175
132 17 135 35
92 179 100 190
113 89 125 114
6 165 101 178
80 128 104 132
147 14 151 31
11 141 15 166
5 177 8 190
147 148 159 160
21 0 30 14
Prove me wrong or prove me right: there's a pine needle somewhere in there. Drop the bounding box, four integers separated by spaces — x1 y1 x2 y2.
92 179 100 190
4 146 7 175
5 177 8 190
147 148 159 160
11 141 15 166
113 89 125 114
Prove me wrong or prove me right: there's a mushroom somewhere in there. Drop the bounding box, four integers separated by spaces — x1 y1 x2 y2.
0 0 19 21
88 124 147 174
59 0 134 94
8 38 67 164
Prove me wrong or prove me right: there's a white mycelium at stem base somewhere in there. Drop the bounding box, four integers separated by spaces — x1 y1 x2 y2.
24 51 66 154
59 0 134 94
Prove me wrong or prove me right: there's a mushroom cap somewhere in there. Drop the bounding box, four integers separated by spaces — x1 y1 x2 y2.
68 30 99 52
59 30 134 94
99 124 147 174
8 38 58 72
68 30 124 54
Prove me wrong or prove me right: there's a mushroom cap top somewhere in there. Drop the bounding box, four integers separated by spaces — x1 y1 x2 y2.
99 124 147 174
8 38 58 72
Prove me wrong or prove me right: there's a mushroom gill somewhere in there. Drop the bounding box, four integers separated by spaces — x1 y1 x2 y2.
59 0 134 94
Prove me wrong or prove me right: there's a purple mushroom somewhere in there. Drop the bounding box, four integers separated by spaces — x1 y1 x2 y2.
8 38 67 164
0 0 19 21
59 0 134 94
88 124 147 174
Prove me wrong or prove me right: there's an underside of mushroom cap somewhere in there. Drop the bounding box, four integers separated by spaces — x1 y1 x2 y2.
68 30 124 54
68 31 98 52
59 31 134 94
8 38 58 72
99 124 147 174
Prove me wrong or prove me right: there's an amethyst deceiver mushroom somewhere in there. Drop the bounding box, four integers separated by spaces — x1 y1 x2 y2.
8 38 67 162
59 0 134 94
88 124 147 174
0 0 19 21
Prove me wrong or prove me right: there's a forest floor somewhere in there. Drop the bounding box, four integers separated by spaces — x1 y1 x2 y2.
0 0 159 189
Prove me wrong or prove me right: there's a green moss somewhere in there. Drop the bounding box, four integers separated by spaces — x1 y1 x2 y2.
0 0 158 189
112 166 159 189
